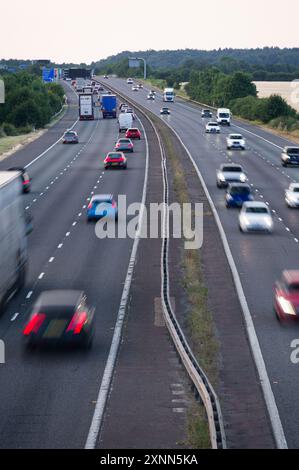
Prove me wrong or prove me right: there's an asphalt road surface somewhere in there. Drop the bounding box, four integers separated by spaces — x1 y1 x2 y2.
103 77 299 449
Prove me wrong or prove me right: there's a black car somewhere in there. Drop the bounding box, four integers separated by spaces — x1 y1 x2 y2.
23 290 95 349
8 167 31 193
201 109 213 118
281 147 299 167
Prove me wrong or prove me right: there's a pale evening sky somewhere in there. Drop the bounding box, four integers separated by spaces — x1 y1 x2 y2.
1 0 299 64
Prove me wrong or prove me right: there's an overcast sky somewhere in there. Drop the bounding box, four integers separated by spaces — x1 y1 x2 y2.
1 0 299 64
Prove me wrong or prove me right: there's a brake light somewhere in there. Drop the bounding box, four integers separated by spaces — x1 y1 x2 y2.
23 180 30 185
88 202 92 209
66 311 88 335
116 143 120 148
112 201 116 209
23 313 46 335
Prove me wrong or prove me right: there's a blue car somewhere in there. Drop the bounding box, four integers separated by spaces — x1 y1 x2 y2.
87 194 118 221
225 184 253 208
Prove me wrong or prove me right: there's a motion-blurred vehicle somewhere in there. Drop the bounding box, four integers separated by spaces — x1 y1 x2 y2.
205 122 220 133
226 133 246 150
137 83 143 89
125 107 136 120
285 183 299 208
103 75 109 79
281 147 299 167
23 290 95 349
119 102 128 111
216 164 247 188
274 271 299 322
8 167 31 193
87 194 118 221
150 90 156 95
131 85 139 91
101 94 117 119
147 93 155 100
160 107 171 115
201 109 213 118
239 201 273 232
62 130 79 144
225 184 253 208
0 171 28 313
115 138 134 152
125 128 141 139
104 152 127 169
127 78 133 84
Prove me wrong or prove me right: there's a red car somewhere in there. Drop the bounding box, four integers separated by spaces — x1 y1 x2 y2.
274 270 299 321
104 152 127 169
125 128 141 140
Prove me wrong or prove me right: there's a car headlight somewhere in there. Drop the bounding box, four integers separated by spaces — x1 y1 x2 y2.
240 174 247 182
277 296 296 316
265 218 273 227
218 173 225 181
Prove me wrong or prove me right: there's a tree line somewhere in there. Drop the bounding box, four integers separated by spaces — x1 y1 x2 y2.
0 72 65 137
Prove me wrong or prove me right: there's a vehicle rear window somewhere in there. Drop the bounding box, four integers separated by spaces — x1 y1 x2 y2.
230 135 242 139
230 187 250 194
293 188 299 193
287 148 299 154
246 207 268 214
223 167 242 172
288 283 299 292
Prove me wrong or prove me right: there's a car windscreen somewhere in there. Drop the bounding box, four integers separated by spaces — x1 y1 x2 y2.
219 113 229 118
223 167 242 172
288 283 299 292
287 148 299 155
246 207 268 214
230 135 242 140
209 123 218 126
292 188 299 192
230 187 250 195
119 139 129 143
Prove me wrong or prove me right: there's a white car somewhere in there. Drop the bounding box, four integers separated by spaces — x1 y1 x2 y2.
216 164 247 188
131 85 139 91
147 93 155 100
285 183 299 208
206 122 220 134
227 134 246 150
239 202 273 233
127 78 133 84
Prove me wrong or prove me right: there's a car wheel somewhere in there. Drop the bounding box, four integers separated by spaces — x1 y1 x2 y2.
282 162 287 167
239 225 243 232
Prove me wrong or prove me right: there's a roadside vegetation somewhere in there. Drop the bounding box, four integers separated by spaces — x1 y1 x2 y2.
0 72 65 138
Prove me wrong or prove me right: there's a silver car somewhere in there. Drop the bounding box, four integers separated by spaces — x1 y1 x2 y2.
285 183 299 207
239 202 273 233
216 164 247 188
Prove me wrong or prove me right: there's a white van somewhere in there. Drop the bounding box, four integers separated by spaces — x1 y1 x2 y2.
118 112 133 132
217 108 231 126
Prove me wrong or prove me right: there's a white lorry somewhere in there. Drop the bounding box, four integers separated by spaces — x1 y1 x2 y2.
217 108 231 126
0 171 28 312
163 87 175 102
79 93 94 120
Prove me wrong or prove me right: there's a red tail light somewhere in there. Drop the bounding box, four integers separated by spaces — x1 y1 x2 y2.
88 202 92 209
23 313 46 336
23 180 30 185
116 143 120 148
66 311 88 335
112 201 116 209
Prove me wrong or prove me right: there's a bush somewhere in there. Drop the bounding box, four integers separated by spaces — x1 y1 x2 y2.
269 116 299 131
0 127 6 138
2 122 18 136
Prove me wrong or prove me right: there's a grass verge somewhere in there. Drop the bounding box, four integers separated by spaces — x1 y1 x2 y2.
151 115 219 448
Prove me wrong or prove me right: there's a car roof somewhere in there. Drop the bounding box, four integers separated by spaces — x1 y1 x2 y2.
208 122 218 125
91 194 113 202
285 146 299 150
283 270 299 285
243 201 267 208
34 290 84 310
229 133 242 137
127 128 139 131
289 183 299 190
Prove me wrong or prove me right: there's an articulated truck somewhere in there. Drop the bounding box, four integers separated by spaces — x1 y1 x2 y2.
0 171 28 312
79 93 94 120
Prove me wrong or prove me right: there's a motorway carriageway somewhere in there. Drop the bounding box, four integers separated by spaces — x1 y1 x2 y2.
0 83 149 448
104 77 299 449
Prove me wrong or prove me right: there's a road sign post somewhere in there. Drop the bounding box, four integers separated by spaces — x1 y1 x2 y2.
129 57 147 80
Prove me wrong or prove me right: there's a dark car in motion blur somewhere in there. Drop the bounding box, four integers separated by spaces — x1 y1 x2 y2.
8 167 31 193
225 183 253 208
281 147 299 167
274 271 299 322
23 290 95 349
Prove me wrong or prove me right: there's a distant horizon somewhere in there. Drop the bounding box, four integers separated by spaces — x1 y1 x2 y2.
1 45 299 67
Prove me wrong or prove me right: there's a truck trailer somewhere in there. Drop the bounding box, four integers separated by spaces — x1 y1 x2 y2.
101 94 117 119
0 171 28 312
79 93 94 120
